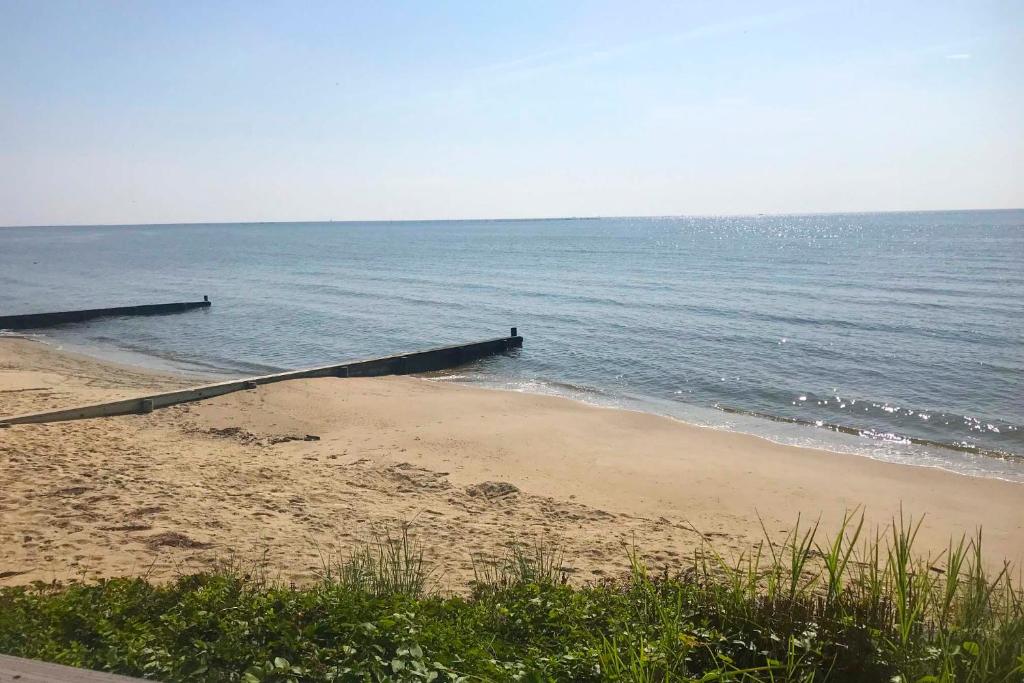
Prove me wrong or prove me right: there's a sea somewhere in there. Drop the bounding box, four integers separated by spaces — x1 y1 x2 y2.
2 210 1022 481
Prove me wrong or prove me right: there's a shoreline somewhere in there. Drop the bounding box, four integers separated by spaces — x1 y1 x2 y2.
431 375 1024 484
1 331 238 382
1 336 1022 587
463 382 1024 485
22 329 1023 484
5 333 1016 485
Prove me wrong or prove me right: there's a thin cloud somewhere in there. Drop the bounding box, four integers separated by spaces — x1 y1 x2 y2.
468 5 820 84
471 46 580 75
945 53 971 60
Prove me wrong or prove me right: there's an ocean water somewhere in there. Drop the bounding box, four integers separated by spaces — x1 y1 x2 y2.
2 211 1022 481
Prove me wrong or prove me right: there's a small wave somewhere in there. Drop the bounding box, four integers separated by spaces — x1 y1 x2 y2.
0 330 48 341
430 372 610 401
490 378 607 399
715 404 1024 463
540 379 607 396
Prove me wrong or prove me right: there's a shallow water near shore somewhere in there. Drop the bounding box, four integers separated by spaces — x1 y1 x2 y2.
2 211 1022 480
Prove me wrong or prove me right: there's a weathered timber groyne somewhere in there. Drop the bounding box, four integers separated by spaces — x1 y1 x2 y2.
0 329 523 426
0 297 211 330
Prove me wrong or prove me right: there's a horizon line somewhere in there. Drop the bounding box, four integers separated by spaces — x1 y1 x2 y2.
2 206 1022 230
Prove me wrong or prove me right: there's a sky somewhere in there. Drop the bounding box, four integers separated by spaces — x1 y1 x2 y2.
0 1 1022 226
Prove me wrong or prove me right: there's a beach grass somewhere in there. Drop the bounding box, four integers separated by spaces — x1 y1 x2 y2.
1 513 1021 682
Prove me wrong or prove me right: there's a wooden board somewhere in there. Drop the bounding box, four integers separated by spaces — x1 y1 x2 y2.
0 654 147 682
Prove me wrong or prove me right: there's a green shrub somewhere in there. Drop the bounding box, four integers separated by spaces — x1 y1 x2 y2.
1 515 1021 681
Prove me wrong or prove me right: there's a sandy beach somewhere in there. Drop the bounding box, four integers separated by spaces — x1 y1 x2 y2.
1 336 1021 589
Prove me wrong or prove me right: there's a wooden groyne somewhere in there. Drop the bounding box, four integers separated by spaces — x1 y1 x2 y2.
0 297 212 330
0 329 524 426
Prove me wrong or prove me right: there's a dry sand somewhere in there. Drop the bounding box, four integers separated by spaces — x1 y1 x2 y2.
1 336 1021 589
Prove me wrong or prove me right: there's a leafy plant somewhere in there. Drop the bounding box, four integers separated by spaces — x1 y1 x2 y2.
1 513 1021 682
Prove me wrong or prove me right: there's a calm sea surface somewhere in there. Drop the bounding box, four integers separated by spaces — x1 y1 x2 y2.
2 211 1022 481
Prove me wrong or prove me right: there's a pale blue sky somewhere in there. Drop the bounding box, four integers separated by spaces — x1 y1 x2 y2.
1 1 1021 225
